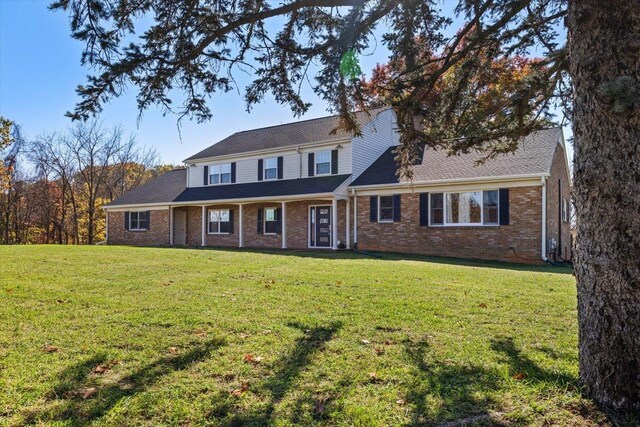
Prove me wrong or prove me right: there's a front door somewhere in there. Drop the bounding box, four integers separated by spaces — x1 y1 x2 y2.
310 206 331 248
174 210 187 246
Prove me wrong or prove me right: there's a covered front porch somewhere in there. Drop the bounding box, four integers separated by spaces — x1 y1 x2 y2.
169 195 352 251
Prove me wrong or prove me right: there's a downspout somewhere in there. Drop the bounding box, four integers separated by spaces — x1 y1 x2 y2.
351 187 358 249
541 176 548 261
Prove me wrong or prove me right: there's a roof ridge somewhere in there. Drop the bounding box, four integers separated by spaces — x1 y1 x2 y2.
231 106 389 135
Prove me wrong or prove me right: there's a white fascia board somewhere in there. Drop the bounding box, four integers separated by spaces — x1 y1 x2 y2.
183 138 351 164
103 192 338 211
351 174 547 196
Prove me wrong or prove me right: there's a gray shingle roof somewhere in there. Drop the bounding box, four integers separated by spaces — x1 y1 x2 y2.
105 171 350 207
351 127 563 186
184 107 389 161
105 168 187 207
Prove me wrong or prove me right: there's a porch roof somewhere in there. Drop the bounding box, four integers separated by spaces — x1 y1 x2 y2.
173 174 351 203
104 171 351 207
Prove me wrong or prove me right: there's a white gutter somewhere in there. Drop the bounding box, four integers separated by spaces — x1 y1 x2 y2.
349 173 550 191
541 176 548 261
183 137 350 164
102 191 341 211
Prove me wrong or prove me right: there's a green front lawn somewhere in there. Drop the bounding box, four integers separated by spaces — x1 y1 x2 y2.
0 246 618 425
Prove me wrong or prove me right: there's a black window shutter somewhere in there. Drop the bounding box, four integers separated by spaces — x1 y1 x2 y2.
419 193 429 226
308 153 315 177
369 196 378 222
228 209 235 234
393 194 401 222
499 188 510 225
276 207 282 234
203 165 209 186
257 208 263 234
146 211 151 230
331 149 338 174
124 211 130 230
257 159 263 181
277 156 284 179
231 162 236 183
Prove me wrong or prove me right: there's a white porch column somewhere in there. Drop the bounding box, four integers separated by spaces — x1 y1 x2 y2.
346 198 351 249
169 206 174 246
238 204 244 248
281 201 287 249
201 205 206 247
331 198 338 250
353 194 358 248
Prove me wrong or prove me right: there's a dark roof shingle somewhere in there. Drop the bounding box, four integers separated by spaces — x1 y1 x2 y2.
105 172 350 207
184 108 389 161
351 128 563 186
105 168 187 207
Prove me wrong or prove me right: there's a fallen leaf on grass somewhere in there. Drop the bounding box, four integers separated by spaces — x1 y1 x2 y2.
93 361 118 374
478 303 488 308
238 333 250 340
82 387 97 399
374 347 385 355
368 372 379 382
168 346 179 354
42 345 59 353
244 354 264 365
194 330 207 338
361 339 370 345
56 299 70 304
314 398 327 414
513 372 526 381
396 399 406 405
231 382 250 396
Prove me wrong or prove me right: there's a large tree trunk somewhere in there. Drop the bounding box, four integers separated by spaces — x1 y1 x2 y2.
568 0 640 410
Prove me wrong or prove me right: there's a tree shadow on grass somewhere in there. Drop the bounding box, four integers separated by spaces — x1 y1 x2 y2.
206 321 342 425
20 338 225 426
402 336 581 426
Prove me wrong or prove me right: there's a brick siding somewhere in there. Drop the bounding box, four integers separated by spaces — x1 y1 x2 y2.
355 187 543 263
546 144 572 260
107 209 170 246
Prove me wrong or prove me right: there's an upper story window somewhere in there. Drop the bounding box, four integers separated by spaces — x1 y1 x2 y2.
315 150 331 175
430 190 499 226
209 163 231 184
264 157 278 180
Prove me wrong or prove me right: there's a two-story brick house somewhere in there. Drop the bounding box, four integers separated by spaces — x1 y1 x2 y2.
104 107 572 263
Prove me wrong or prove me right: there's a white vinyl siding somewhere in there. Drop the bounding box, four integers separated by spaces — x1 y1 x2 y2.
351 108 398 180
187 153 299 187
301 143 351 178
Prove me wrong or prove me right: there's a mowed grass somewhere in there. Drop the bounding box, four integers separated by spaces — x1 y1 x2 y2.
0 246 616 426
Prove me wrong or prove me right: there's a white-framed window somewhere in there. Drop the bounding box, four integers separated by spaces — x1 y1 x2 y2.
430 190 499 226
264 157 278 180
208 209 231 234
378 195 394 222
209 163 231 185
264 207 277 234
129 211 148 231
315 150 331 175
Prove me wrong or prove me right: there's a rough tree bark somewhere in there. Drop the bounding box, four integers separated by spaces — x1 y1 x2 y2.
568 0 640 410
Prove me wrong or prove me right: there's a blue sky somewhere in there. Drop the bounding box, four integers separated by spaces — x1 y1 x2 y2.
0 1 571 166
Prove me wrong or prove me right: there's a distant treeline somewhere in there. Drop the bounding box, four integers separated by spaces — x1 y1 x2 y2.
0 118 175 244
